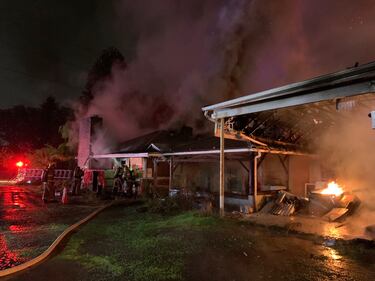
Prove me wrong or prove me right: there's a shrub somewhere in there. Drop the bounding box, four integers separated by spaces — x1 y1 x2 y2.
146 195 193 215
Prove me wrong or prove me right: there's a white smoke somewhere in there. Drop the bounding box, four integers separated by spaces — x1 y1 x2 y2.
315 100 375 237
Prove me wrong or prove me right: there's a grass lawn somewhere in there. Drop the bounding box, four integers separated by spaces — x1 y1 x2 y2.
8 203 375 281
58 206 219 281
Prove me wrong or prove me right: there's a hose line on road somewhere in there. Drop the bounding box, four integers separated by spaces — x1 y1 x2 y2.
0 200 122 278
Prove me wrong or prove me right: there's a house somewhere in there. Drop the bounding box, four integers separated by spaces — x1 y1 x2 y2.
81 62 375 214
88 126 309 211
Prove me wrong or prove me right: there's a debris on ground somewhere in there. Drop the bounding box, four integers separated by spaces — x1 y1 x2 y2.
260 189 360 223
265 191 308 216
323 208 349 222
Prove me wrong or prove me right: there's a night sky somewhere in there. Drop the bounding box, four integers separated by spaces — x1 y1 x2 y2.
0 0 136 108
1 0 375 110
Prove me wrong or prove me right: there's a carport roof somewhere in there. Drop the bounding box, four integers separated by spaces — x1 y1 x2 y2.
92 131 308 160
202 61 375 119
202 62 375 151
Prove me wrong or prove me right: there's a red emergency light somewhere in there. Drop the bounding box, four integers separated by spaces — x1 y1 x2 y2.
16 161 24 168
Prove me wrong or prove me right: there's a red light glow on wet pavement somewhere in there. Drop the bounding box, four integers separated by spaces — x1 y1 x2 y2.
0 185 40 269
0 234 23 270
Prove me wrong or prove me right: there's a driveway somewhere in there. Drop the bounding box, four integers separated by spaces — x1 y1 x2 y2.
0 185 102 270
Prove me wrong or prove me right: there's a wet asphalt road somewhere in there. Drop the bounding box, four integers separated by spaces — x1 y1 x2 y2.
0 185 42 269
0 185 42 215
0 185 100 270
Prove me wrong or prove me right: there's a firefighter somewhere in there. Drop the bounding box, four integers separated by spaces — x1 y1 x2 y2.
112 162 125 196
71 166 83 195
42 163 56 202
124 166 138 198
42 165 49 202
47 163 56 201
123 165 132 197
97 171 105 197
132 167 140 199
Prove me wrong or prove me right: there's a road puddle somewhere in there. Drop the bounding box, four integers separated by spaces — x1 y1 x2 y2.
8 225 32 233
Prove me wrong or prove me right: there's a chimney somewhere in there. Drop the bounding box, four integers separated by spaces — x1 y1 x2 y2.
77 115 103 167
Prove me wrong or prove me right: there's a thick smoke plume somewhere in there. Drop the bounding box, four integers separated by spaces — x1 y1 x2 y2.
315 101 375 237
84 0 255 149
76 0 375 154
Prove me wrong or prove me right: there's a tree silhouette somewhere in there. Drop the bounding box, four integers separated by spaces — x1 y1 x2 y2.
0 96 73 154
80 47 126 109
27 143 72 168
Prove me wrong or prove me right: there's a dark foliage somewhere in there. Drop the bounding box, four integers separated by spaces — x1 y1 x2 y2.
80 47 126 108
0 96 73 154
146 196 193 215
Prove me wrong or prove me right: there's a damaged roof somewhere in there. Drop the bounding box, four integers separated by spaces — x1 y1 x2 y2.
113 128 250 155
202 62 375 150
114 128 194 154
203 61 375 118
93 128 260 159
93 128 305 160
172 136 249 153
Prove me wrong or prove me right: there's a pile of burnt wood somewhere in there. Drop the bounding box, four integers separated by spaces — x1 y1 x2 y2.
261 190 360 222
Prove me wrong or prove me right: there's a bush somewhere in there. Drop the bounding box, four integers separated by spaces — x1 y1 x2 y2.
146 195 193 215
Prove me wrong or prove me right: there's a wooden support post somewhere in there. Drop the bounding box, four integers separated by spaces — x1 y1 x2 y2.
169 157 173 191
219 118 225 217
249 153 254 195
253 152 262 212
142 158 148 177
153 158 158 188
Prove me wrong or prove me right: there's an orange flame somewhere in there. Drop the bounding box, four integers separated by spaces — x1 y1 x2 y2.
320 181 344 196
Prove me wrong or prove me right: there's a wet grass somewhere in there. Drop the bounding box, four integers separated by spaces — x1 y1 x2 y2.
56 205 375 281
18 245 48 258
58 206 219 281
60 238 125 276
7 204 375 281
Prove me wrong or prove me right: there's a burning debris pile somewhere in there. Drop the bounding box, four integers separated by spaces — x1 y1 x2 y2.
262 181 361 222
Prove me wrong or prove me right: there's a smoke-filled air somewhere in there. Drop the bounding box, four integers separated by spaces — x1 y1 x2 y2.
75 0 375 154
315 100 375 236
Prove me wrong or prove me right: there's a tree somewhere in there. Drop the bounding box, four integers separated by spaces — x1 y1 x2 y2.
27 143 73 168
38 96 73 147
0 97 73 154
79 47 126 109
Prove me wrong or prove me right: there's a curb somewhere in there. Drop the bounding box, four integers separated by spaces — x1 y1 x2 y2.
0 200 120 278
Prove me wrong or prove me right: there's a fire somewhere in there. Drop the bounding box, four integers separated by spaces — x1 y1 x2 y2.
320 181 344 197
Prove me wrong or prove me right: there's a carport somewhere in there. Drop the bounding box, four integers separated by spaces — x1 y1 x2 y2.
202 62 375 215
